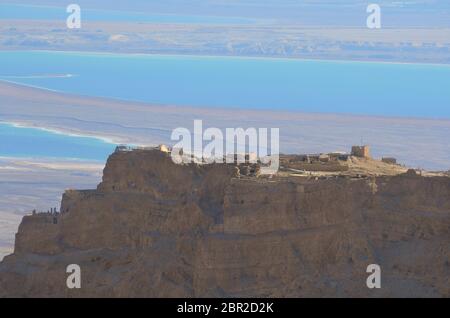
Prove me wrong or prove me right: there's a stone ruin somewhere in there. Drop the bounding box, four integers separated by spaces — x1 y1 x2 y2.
351 145 371 158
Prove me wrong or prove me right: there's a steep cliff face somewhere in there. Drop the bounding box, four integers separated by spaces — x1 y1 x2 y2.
0 149 449 297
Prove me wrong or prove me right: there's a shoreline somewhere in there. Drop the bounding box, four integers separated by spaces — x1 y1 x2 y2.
12 48 450 68
0 120 122 146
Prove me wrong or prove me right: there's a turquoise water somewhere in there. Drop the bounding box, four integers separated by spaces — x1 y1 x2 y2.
0 4 256 24
0 123 116 161
0 51 449 118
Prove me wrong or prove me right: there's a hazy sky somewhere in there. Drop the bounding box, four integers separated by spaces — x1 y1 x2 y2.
3 0 450 27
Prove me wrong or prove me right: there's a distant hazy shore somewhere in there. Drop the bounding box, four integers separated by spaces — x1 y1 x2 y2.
2 19 450 65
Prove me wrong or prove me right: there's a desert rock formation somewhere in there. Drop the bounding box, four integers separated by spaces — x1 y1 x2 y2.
0 149 449 297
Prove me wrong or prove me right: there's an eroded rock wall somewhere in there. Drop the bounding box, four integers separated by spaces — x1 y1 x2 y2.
0 150 449 297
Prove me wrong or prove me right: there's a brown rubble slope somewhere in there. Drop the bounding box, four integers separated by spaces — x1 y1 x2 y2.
0 149 449 297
